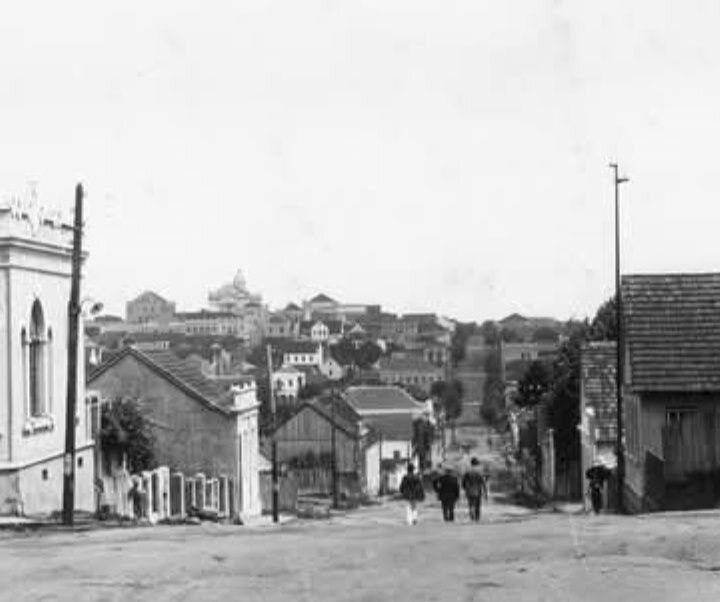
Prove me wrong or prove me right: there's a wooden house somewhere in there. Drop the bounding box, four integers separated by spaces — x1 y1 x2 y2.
622 273 720 511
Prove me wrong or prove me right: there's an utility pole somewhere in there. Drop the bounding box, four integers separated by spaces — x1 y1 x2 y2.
267 345 279 523
330 389 339 509
610 163 629 513
62 183 83 526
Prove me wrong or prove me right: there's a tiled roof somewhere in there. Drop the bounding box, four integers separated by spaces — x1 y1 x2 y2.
624 273 720 391
88 347 234 412
283 303 301 311
580 342 617 443
343 386 423 412
282 341 320 354
363 413 415 441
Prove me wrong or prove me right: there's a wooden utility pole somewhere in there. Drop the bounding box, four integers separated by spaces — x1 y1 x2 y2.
330 389 339 509
267 345 279 523
610 163 629 513
62 183 83 526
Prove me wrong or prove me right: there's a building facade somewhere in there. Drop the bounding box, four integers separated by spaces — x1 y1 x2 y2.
0 195 95 515
126 291 176 325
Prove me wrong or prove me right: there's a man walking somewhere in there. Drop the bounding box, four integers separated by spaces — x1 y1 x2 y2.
399 463 425 525
462 458 488 522
433 467 460 522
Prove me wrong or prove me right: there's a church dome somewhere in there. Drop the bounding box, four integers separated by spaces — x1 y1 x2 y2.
233 269 247 291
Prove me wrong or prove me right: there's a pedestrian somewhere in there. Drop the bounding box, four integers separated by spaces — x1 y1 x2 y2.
433 467 460 522
585 464 610 515
462 457 488 522
128 475 146 521
399 463 425 525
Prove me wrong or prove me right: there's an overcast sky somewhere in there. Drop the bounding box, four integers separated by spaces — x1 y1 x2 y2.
2 1 719 322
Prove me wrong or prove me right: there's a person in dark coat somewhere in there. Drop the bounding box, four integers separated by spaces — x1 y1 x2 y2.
433 467 460 522
462 457 488 522
399 463 425 525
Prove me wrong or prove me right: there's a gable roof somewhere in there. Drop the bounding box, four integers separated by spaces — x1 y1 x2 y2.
87 347 233 414
624 273 720 391
282 341 320 354
343 386 423 412
130 290 169 305
581 342 617 444
364 413 415 441
310 293 337 304
275 400 358 438
283 302 302 311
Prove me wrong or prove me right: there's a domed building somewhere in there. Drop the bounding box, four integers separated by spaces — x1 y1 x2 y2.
208 270 263 314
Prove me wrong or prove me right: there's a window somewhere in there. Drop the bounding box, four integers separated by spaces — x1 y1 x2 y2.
666 407 698 429
27 300 47 417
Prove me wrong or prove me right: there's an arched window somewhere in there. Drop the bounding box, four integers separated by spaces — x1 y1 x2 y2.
46 327 54 413
28 300 46 417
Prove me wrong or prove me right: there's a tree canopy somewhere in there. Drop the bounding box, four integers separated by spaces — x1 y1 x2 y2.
100 398 156 473
515 360 551 407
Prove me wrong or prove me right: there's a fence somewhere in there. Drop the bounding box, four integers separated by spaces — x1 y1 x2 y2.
99 466 235 522
290 467 361 498
259 472 299 513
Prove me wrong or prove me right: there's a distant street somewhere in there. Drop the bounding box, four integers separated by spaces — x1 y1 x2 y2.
2 427 720 601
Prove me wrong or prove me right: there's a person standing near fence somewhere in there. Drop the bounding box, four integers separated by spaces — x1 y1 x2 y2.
399 463 425 525
462 458 488 522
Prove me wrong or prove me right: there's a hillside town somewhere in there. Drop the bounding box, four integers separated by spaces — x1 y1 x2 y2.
5 191 720 599
4 2 720 601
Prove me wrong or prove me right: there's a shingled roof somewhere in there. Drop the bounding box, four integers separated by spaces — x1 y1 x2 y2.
580 342 617 444
624 273 720 391
87 347 234 413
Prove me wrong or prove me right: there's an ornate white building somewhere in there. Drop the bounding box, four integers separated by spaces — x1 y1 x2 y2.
0 190 94 516
208 270 262 314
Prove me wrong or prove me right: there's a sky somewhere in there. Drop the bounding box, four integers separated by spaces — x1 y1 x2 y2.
1 1 720 323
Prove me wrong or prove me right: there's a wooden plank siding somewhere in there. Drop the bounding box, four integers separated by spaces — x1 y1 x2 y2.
274 404 360 472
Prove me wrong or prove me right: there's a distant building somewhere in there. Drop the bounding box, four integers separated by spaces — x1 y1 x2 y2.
282 341 324 367
272 365 307 404
303 293 340 319
208 269 262 314
300 319 345 344
377 353 445 393
174 310 245 338
266 314 299 339
126 291 176 325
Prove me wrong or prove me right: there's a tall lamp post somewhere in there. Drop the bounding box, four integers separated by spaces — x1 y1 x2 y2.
610 163 629 513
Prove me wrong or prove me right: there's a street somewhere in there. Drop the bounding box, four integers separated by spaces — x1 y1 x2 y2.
3 485 720 601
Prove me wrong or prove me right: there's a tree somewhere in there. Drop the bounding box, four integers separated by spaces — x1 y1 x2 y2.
431 379 464 437
589 295 617 341
532 326 560 343
515 360 551 407
100 398 156 473
330 338 356 367
355 340 382 369
450 322 478 366
546 320 589 470
412 417 436 472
